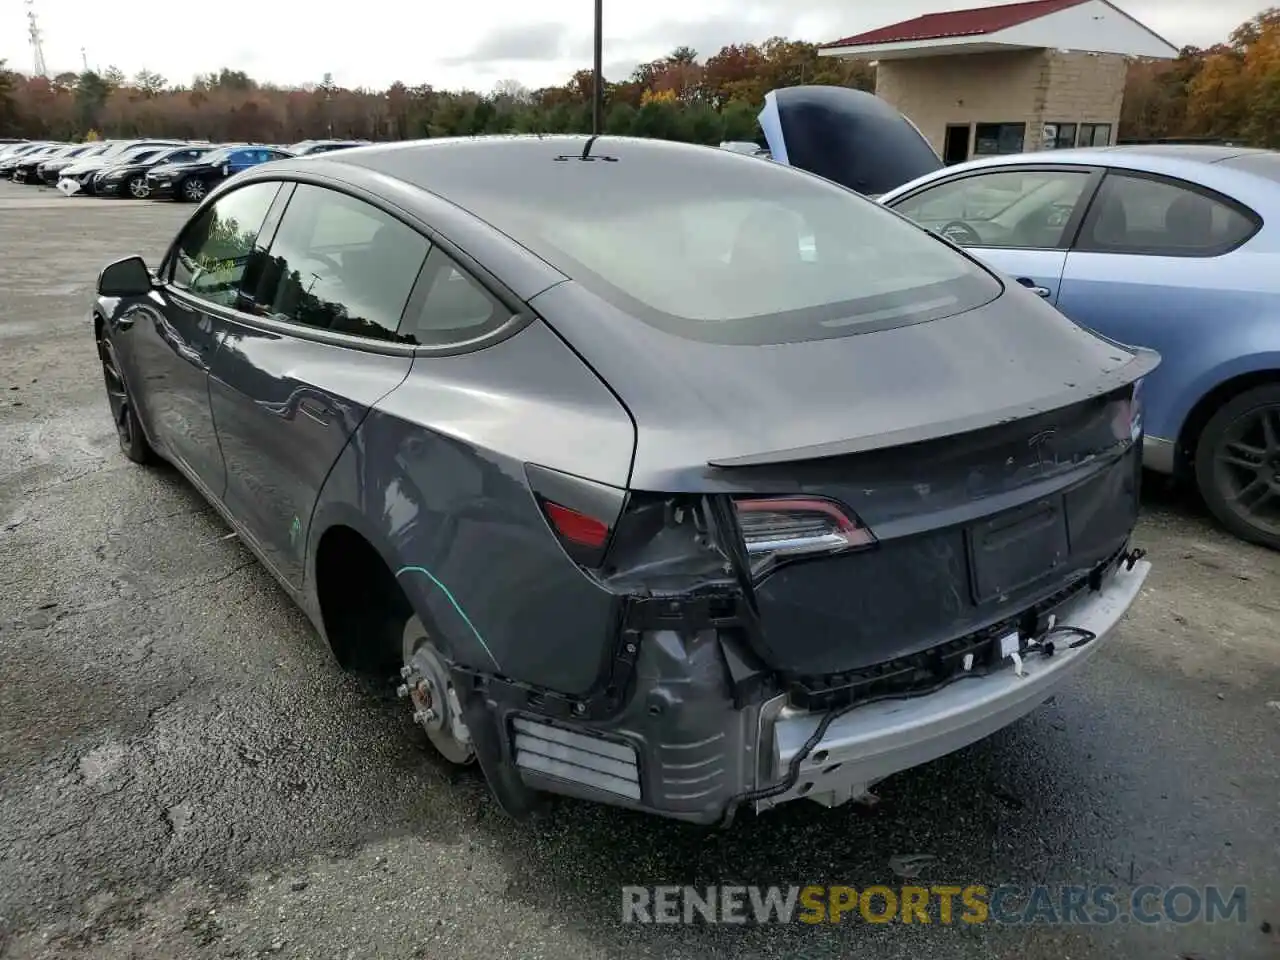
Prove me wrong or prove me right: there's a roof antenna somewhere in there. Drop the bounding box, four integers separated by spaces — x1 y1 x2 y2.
591 0 603 136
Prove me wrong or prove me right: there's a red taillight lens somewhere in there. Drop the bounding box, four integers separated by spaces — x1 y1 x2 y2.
1110 379 1144 442
734 497 875 567
544 501 611 549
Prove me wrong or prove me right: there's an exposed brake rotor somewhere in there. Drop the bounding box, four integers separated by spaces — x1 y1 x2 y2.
400 625 475 765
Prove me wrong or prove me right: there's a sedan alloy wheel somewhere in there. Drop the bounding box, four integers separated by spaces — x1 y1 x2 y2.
1197 384 1280 550
97 336 151 463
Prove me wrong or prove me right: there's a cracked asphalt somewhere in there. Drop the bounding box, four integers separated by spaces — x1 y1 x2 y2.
1 180 1278 960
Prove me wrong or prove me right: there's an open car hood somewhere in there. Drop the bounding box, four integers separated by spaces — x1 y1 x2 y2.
758 86 944 195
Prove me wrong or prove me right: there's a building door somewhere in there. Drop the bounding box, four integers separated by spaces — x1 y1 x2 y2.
943 124 970 165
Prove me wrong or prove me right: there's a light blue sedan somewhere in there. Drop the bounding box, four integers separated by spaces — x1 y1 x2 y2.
877 146 1280 550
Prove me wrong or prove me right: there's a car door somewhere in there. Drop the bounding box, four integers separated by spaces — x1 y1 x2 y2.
886 165 1102 304
206 181 429 588
122 179 285 499
1056 169 1264 444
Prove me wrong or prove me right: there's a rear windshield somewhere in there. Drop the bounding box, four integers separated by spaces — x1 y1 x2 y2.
438 143 1000 344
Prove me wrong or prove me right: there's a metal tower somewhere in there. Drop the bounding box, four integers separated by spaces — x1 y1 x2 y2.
27 0 48 78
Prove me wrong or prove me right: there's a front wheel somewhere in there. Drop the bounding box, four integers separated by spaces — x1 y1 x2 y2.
180 176 207 202
1194 383 1280 550
126 174 150 199
97 336 153 464
400 615 476 765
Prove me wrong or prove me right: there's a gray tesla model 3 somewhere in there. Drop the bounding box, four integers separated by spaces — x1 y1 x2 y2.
92 129 1157 825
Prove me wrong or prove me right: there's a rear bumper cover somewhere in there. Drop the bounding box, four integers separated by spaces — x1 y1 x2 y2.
760 558 1150 811
1142 435 1176 474
506 557 1150 823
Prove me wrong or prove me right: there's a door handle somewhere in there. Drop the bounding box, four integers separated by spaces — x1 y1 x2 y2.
298 398 331 425
1015 277 1052 298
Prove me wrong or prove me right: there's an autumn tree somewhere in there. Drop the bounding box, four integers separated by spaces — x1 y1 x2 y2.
703 43 768 107
74 70 109 133
133 69 166 98
0 60 21 136
0 14 1268 148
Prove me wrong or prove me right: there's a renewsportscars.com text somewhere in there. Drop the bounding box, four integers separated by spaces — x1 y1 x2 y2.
621 884 1248 926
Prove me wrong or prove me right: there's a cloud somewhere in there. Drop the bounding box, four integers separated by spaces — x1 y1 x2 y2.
2 0 1263 91
443 22 586 65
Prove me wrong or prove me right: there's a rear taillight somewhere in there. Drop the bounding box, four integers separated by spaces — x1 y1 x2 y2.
526 463 626 568
537 496 617 567
544 501 610 549
734 497 875 571
1110 379 1144 442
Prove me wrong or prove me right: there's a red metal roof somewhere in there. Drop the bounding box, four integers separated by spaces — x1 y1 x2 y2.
824 0 1091 49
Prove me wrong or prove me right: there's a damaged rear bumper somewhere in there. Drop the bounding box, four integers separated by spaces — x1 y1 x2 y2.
499 557 1150 824
759 557 1151 812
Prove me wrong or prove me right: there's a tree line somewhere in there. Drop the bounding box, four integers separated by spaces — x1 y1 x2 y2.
2 9 1279 148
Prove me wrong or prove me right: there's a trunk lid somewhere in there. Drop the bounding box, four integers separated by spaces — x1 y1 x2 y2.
758 86 944 195
724 394 1144 679
530 280 1156 492
532 282 1155 680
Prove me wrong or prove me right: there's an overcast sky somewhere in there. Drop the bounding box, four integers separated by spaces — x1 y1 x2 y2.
1 0 1269 92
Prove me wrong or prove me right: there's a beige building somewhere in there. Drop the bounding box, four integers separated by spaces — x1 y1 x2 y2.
818 0 1178 165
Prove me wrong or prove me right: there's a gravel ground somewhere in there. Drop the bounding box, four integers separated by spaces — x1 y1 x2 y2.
1 179 1278 960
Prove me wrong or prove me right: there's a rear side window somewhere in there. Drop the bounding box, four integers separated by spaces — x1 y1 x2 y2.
398 247 513 346
170 181 282 306
1077 172 1259 257
248 183 428 341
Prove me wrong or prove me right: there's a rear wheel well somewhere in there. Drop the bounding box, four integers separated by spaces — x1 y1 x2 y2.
314 525 411 674
1176 370 1280 478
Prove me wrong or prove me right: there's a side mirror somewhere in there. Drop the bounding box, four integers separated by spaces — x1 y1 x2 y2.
97 256 153 297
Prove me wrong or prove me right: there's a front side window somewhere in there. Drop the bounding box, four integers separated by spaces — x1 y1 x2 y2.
891 169 1092 249
169 181 282 305
1077 172 1259 257
246 183 429 341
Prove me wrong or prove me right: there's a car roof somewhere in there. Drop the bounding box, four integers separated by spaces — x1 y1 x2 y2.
305 134 782 204
919 144 1266 173
880 144 1280 206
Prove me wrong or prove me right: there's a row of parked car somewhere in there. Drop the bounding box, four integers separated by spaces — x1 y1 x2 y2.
0 137 368 201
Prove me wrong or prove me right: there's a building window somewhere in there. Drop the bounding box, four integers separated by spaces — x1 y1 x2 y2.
1078 123 1113 147
974 123 1026 156
1042 123 1078 150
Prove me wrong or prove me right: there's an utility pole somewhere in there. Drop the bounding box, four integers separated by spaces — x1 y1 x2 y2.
322 72 335 138
26 0 48 78
591 0 603 135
